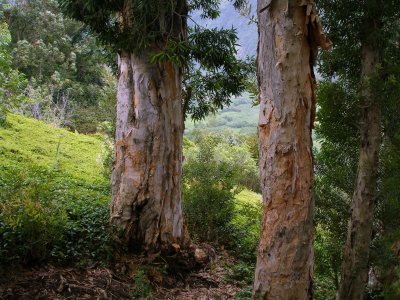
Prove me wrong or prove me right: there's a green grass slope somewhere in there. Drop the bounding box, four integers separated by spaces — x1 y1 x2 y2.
236 189 261 205
0 114 112 265
185 95 259 135
0 114 107 184
0 114 262 265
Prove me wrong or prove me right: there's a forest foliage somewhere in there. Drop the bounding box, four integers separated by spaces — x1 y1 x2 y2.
0 0 399 298
1 0 116 132
0 114 261 269
313 0 400 297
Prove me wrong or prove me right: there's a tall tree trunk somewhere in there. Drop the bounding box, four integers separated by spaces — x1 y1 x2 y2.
110 52 185 251
336 40 381 300
253 1 330 299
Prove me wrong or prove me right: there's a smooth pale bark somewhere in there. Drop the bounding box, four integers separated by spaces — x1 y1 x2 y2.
253 0 330 299
110 52 185 251
336 43 381 300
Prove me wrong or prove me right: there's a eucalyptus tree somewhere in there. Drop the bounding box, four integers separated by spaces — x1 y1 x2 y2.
252 0 331 298
59 0 252 251
315 0 400 298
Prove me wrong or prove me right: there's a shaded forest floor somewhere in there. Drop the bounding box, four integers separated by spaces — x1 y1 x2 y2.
0 245 247 299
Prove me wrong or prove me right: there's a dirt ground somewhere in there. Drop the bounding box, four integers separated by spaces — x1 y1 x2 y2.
0 246 247 299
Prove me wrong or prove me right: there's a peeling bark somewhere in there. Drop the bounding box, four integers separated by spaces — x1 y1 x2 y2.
336 34 381 300
253 0 330 299
110 52 186 251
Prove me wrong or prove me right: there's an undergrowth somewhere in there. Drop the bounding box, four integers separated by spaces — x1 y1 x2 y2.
0 164 114 266
0 114 113 266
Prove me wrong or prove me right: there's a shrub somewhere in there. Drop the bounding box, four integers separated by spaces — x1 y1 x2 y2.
0 165 65 263
0 193 67 263
229 198 261 261
130 268 154 299
183 136 239 243
235 287 252 300
186 130 259 193
0 164 114 266
225 261 255 286
213 140 259 193
183 132 262 262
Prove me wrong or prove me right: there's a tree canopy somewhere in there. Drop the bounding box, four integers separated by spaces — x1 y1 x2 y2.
59 0 254 121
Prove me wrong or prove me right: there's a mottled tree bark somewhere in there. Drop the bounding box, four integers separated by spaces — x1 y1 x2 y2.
110 52 185 251
336 35 381 300
253 0 330 299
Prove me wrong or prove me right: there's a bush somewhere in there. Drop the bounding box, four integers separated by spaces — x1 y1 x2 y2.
0 195 67 263
130 268 154 299
183 132 262 262
213 141 259 193
225 261 255 286
0 165 64 263
183 136 239 243
229 198 261 261
0 164 114 266
235 287 252 300
186 130 259 193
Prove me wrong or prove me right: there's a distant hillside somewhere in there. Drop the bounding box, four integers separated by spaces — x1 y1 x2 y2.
185 95 259 135
189 1 259 134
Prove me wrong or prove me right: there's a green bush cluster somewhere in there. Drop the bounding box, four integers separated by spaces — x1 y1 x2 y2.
130 268 154 299
225 261 255 286
183 132 261 262
229 196 261 261
0 164 114 266
183 135 238 243
234 287 252 300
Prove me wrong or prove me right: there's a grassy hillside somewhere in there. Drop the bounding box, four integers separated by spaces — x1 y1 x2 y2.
0 114 107 184
0 114 112 265
236 188 261 205
185 95 259 135
0 113 261 266
0 113 260 203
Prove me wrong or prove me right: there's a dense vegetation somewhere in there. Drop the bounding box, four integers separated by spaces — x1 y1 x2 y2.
0 0 399 299
0 114 113 265
313 0 400 297
0 114 261 269
3 112 394 298
1 0 116 133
